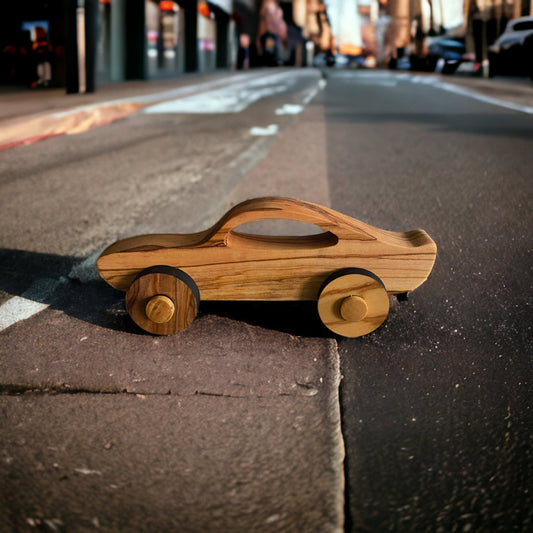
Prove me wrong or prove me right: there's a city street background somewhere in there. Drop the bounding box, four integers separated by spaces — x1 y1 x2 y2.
1 68 532 531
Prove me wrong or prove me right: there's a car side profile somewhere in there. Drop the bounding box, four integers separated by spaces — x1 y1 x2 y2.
97 197 437 337
489 16 533 79
428 39 466 74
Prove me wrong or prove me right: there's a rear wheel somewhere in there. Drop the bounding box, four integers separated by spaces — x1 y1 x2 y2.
126 266 199 335
317 268 389 338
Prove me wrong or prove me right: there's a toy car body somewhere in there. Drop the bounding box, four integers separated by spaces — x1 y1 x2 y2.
97 197 437 337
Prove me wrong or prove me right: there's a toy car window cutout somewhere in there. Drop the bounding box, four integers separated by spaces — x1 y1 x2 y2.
230 219 328 236
227 220 338 249
97 197 437 338
227 231 338 250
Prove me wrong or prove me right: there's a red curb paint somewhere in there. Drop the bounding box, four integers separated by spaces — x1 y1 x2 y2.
0 132 65 151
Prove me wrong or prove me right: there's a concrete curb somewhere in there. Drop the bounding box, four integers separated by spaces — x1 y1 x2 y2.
0 70 293 150
0 102 144 150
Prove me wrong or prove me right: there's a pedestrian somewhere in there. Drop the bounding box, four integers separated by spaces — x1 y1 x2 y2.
32 26 53 87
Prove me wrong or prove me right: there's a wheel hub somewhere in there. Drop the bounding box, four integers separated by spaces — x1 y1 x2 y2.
340 295 368 322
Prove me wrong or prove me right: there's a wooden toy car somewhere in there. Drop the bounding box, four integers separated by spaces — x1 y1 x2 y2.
97 197 437 337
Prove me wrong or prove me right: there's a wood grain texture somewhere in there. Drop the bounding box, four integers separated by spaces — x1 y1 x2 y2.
317 269 390 337
125 268 199 335
98 197 437 301
340 295 368 323
145 295 175 324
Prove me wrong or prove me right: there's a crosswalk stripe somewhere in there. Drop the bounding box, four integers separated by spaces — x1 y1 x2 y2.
0 296 49 332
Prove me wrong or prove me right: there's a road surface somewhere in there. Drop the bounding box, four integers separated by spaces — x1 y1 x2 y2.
0 68 531 532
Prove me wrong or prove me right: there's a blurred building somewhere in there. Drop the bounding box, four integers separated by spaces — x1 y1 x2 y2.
0 0 237 93
0 0 345 92
464 0 532 68
378 0 532 69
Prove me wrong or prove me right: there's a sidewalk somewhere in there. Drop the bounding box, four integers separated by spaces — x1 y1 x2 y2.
0 70 345 533
0 71 255 150
1 314 344 533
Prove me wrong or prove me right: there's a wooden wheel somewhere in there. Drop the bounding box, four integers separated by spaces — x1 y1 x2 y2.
317 268 389 338
125 266 199 335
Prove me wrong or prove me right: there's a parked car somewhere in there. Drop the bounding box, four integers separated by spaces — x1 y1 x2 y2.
312 51 336 67
488 16 533 79
427 39 466 74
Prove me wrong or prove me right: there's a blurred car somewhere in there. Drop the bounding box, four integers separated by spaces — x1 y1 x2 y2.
334 54 349 67
333 53 375 69
312 51 336 67
427 39 466 74
488 16 533 78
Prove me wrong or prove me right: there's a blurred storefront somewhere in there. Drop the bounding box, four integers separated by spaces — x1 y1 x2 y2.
380 0 533 70
1 0 236 93
197 0 235 72
145 1 185 77
1 1 66 87
93 0 235 84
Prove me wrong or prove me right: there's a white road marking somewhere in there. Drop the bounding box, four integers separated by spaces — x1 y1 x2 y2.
302 77 326 105
74 467 102 476
400 72 533 114
144 71 295 114
249 124 279 136
250 74 325 136
341 71 533 114
0 278 62 332
52 73 256 118
431 79 533 115
275 104 304 115
0 296 48 332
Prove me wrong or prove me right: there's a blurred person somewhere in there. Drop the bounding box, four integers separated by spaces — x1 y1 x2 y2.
32 26 53 87
257 0 287 65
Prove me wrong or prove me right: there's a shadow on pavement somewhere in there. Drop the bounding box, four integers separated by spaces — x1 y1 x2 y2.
327 111 533 140
0 248 331 338
202 300 330 338
0 248 133 334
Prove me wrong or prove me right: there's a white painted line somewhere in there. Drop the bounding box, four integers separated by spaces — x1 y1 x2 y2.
52 72 257 118
275 104 304 115
144 71 294 114
0 278 62 332
302 78 326 105
74 467 102 476
347 71 533 114
249 124 279 136
398 73 533 114
0 296 48 332
434 80 533 115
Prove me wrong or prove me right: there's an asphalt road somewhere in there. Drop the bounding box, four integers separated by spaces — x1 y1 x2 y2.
0 68 531 532
322 70 532 532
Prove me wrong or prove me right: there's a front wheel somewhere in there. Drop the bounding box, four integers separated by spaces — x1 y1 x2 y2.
126 266 199 335
317 268 389 338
